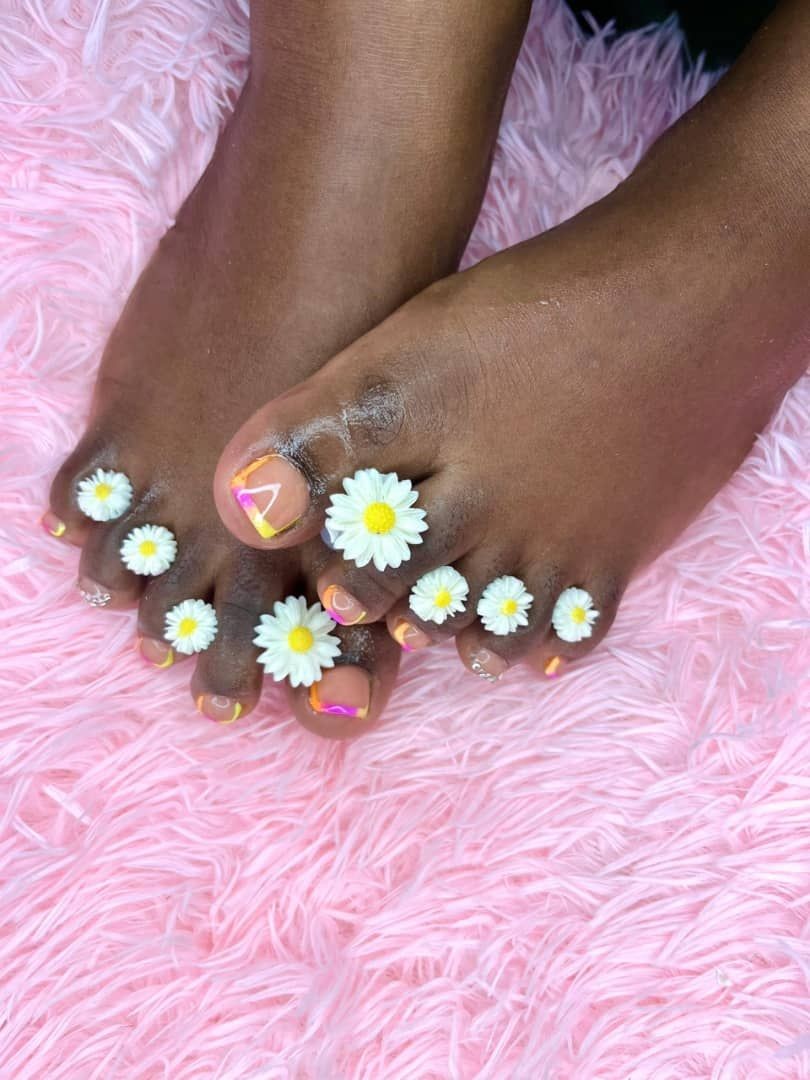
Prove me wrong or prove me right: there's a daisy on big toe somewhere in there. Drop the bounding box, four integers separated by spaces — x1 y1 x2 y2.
216 3 810 687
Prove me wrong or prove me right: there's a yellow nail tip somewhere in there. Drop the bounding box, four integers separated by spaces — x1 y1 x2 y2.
544 656 563 677
156 649 174 669
392 620 412 647
220 702 243 725
51 521 67 537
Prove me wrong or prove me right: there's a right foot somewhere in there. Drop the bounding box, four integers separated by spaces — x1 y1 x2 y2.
45 0 531 734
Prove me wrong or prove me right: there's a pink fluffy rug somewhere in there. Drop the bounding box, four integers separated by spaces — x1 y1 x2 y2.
3 1 809 1075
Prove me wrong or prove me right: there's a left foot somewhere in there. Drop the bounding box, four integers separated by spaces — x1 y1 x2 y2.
215 5 809 683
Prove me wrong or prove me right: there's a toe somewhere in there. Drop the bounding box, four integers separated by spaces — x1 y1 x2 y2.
285 622 401 739
76 505 179 611
214 303 445 552
47 437 134 547
135 547 218 669
313 474 482 626
458 570 623 683
191 550 298 725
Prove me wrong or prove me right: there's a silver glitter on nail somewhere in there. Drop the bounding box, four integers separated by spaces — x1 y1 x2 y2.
79 587 112 608
470 657 499 683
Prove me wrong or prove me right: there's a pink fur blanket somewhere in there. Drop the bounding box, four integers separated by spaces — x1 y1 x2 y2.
2 1 809 1075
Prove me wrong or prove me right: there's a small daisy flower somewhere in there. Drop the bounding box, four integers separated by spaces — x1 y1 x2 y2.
164 599 218 655
477 576 533 636
253 596 341 688
409 566 469 625
325 468 427 572
120 524 177 576
552 587 599 643
77 468 133 522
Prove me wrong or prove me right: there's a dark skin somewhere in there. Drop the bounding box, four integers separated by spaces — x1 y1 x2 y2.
45 0 532 731
216 0 809 711
48 0 807 735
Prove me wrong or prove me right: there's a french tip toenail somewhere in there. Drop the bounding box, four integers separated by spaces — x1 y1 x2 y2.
469 648 509 682
544 656 564 678
308 667 371 720
196 694 243 725
137 636 174 668
42 511 67 538
229 453 308 540
322 584 366 626
392 618 431 652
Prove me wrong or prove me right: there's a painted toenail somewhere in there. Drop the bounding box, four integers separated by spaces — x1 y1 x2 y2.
120 524 177 576
77 468 133 521
41 510 67 539
196 694 243 725
552 587 599 642
325 468 427 572
321 584 366 626
392 618 431 652
230 454 309 539
77 577 113 608
409 566 468 624
544 655 564 678
469 648 509 683
138 636 174 668
308 666 370 720
477 576 533 636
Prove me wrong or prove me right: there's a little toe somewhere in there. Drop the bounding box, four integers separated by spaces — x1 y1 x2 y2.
286 622 402 740
524 576 623 679
191 551 298 725
214 309 445 552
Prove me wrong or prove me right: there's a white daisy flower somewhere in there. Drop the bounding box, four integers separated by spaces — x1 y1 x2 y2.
253 596 341 688
325 468 427 572
77 468 133 522
477 575 533 636
551 587 599 643
120 524 177 576
409 565 469 625
164 599 218 655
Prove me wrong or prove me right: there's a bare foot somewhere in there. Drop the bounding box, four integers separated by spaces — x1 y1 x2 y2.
215 0 809 687
45 0 531 733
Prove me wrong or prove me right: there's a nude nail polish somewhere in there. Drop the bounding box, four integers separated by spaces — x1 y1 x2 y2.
469 648 509 683
196 694 243 725
229 454 309 539
137 636 174 668
544 656 564 678
392 618 431 652
41 510 67 538
322 584 366 626
308 666 371 720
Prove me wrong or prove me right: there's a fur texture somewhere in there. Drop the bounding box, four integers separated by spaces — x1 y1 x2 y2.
2 1 809 1076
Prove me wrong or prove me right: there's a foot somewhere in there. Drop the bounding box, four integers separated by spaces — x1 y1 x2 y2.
215 6 809 686
45 0 531 733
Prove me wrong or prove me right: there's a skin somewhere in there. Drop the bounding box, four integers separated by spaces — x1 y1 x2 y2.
216 0 809 707
45 0 532 732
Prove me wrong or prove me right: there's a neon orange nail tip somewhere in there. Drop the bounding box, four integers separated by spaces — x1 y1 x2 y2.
544 656 563 678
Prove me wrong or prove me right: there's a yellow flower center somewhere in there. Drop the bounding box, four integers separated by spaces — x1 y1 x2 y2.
139 540 157 557
571 606 587 624
363 502 396 535
288 626 314 653
434 589 453 609
178 617 198 638
501 598 518 616
94 482 112 500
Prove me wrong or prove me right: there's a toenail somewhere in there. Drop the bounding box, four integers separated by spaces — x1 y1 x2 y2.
308 666 371 720
41 510 67 539
138 636 174 668
196 694 244 725
321 584 366 626
469 648 509 683
230 454 309 539
77 577 113 608
544 655 564 678
391 618 431 652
